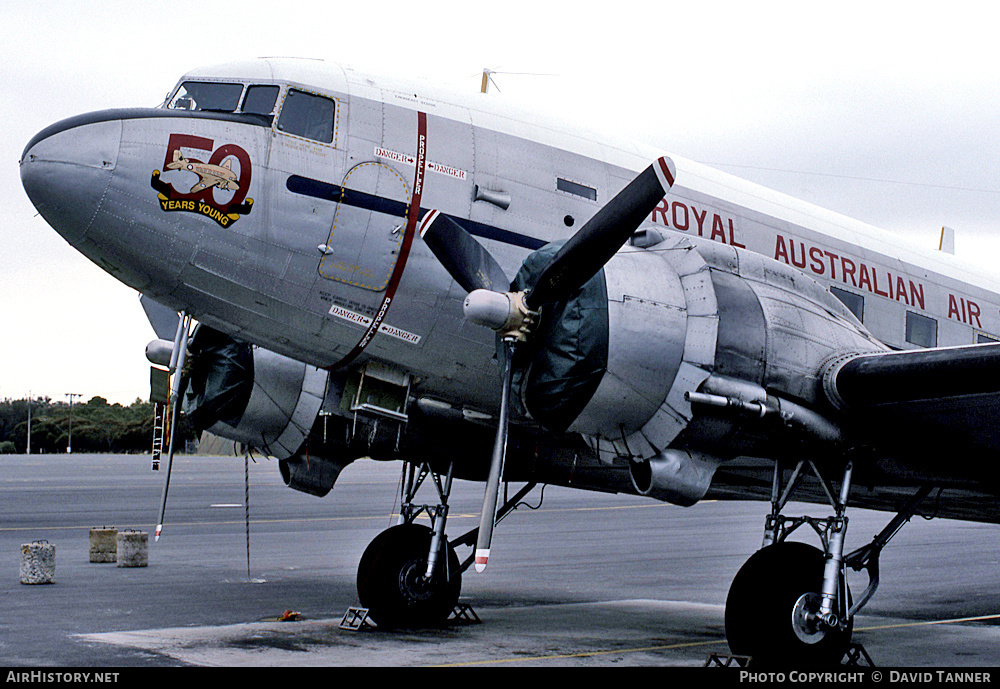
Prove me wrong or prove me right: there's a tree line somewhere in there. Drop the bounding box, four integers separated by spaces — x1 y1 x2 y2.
0 396 196 454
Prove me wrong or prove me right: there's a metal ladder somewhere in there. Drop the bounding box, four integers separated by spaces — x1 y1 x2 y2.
151 402 167 470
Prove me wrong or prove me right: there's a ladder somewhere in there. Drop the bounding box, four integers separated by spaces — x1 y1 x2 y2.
151 402 168 470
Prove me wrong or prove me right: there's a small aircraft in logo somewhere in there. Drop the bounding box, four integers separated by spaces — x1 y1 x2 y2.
165 149 240 194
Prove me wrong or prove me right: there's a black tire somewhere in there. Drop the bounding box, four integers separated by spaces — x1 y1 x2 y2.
725 541 853 667
357 523 461 629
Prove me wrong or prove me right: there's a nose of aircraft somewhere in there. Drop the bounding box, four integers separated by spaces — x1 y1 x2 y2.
20 113 122 245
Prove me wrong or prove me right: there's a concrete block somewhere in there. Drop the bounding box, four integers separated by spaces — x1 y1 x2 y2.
20 541 55 584
89 527 117 563
116 530 148 568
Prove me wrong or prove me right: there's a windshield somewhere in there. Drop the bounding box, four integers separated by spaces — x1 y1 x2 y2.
168 81 244 112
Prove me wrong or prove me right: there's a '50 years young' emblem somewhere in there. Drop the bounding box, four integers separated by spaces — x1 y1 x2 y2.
150 133 253 227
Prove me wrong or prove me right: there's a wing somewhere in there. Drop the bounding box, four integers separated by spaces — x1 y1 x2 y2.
826 342 1000 456
707 457 1000 524
705 343 1000 525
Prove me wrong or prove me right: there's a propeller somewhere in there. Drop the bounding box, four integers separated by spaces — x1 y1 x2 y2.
154 313 192 541
418 210 513 572
420 157 676 572
476 339 513 571
418 210 509 293
525 157 675 310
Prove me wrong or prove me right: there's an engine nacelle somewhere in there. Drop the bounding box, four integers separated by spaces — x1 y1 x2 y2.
513 234 885 504
182 325 328 461
512 235 716 460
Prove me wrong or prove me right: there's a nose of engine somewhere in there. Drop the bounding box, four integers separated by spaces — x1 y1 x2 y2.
20 113 122 246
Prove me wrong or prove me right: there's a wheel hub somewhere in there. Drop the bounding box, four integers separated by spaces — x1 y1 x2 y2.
791 592 829 645
398 558 435 602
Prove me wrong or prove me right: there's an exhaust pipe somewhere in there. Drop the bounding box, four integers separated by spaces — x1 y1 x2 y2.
629 449 722 506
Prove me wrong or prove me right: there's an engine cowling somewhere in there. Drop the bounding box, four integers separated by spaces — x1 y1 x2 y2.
511 236 711 455
513 234 885 505
182 325 327 458
181 325 351 496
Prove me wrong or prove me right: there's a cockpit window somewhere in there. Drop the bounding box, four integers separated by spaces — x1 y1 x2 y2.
242 85 280 116
277 88 336 143
168 81 244 112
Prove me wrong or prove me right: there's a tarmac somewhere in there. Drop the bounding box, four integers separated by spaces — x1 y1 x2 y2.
2 454 998 669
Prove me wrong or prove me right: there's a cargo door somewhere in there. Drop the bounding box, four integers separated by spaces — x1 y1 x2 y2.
318 161 410 291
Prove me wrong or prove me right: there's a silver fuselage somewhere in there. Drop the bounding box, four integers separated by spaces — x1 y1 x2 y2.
20 59 1000 421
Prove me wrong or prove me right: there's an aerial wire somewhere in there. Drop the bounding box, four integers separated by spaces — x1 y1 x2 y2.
245 449 251 579
244 446 265 583
706 162 1000 195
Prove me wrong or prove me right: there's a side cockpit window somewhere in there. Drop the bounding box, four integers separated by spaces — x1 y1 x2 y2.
167 80 336 142
277 88 336 143
242 85 280 116
168 81 244 112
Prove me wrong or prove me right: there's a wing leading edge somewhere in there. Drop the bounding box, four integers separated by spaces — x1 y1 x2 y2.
702 344 1000 524
825 342 1000 457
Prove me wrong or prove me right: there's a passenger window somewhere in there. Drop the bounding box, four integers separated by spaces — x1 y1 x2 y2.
905 311 938 348
242 85 280 115
830 287 864 322
277 89 336 143
557 177 598 201
977 332 1000 343
168 81 244 112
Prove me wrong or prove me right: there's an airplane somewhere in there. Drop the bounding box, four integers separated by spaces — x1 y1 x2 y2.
165 149 241 194
19 57 1000 666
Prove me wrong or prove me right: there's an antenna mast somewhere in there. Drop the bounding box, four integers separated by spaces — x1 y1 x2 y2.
479 68 554 94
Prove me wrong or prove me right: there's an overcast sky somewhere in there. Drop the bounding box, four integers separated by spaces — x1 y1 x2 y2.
4 1 1000 404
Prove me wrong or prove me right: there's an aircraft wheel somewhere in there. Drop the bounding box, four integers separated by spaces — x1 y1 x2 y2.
725 541 852 667
357 523 461 629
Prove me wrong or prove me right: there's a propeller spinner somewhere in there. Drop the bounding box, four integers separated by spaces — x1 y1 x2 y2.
420 156 676 572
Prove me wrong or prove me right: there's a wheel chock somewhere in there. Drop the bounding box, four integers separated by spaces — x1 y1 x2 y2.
340 603 481 631
843 642 876 667
449 602 481 625
339 606 375 631
704 653 751 667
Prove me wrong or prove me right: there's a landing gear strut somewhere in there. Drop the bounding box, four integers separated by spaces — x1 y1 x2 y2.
356 459 538 629
725 457 932 666
727 459 856 666
357 461 462 628
726 540 853 666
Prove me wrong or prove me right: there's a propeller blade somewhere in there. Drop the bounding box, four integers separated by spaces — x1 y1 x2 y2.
419 209 509 293
463 159 674 572
474 340 514 572
154 313 192 541
154 389 181 541
526 156 675 310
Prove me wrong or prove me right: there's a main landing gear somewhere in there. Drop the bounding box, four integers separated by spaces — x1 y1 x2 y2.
725 457 934 667
356 458 536 629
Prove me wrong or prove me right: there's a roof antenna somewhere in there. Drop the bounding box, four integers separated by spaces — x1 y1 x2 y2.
479 68 555 94
481 68 499 94
938 226 955 254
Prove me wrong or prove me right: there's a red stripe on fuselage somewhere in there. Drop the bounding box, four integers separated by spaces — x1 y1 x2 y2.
329 111 427 371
